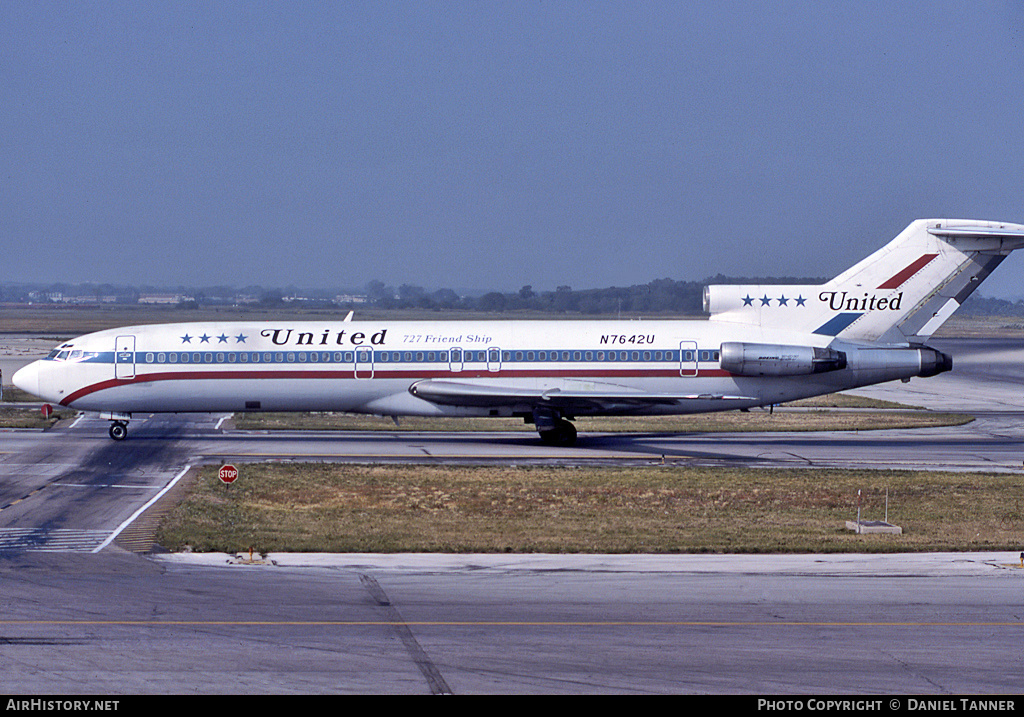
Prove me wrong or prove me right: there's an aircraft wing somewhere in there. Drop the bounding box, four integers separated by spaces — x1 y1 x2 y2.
409 379 756 412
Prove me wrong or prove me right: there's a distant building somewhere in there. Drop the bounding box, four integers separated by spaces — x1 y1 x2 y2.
138 294 193 305
28 291 64 303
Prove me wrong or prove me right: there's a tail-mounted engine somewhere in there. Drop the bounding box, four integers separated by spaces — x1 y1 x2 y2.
720 342 847 377
720 341 952 380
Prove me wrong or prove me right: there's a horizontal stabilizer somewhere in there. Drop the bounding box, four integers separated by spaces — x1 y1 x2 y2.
927 225 1024 241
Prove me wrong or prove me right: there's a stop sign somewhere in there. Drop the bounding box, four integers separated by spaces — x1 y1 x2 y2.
218 464 238 484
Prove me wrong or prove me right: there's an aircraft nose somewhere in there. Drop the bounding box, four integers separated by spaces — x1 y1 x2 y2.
12 361 40 398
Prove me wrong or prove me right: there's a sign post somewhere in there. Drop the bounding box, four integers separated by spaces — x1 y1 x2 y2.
218 464 238 487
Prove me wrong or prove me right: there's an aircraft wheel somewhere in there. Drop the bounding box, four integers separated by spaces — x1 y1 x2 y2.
109 422 128 441
539 419 577 446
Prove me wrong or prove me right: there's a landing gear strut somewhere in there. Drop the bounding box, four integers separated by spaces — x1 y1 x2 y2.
109 421 128 441
532 407 578 446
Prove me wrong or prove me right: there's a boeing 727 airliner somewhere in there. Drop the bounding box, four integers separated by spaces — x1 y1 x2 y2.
13 219 1024 444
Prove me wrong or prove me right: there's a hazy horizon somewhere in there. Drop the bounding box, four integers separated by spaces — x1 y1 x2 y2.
5 2 1024 299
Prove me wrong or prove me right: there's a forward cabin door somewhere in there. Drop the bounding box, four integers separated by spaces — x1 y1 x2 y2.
115 335 136 380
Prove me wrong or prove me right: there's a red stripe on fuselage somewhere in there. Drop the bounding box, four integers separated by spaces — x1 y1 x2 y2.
877 253 938 289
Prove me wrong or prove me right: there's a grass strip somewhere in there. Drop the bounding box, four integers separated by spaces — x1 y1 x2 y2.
156 464 1024 554
0 406 73 429
231 408 971 434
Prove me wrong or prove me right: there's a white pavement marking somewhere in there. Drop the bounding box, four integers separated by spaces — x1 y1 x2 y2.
92 464 192 553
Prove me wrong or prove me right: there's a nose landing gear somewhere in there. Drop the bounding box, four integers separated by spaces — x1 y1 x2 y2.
101 412 132 441
109 421 128 441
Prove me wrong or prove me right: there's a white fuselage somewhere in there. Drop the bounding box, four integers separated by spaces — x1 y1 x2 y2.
14 317 937 419
14 218 1017 442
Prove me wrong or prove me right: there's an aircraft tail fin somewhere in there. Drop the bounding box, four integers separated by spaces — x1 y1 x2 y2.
704 219 1024 343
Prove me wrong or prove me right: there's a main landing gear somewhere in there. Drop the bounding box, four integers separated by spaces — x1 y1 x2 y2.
539 418 577 446
532 407 578 446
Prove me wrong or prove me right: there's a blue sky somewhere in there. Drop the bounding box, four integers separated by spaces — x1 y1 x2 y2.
4 2 1024 296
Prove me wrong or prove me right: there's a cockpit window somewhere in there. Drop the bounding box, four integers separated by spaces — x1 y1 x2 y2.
46 346 97 362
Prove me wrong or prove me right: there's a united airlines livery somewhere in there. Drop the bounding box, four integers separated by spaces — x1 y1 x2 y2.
14 219 1024 445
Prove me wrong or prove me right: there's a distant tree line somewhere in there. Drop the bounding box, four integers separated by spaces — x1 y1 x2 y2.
347 278 1024 317
958 294 1024 316
364 279 702 314
363 276 829 315
3 279 1022 317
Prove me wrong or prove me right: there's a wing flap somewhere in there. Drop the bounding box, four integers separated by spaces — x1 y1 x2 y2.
409 379 755 411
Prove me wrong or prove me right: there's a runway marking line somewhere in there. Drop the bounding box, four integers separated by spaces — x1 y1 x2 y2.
53 483 162 489
1 620 1022 627
0 487 44 512
92 464 192 553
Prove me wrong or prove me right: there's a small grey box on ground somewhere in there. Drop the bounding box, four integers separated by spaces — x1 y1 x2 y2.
845 520 903 535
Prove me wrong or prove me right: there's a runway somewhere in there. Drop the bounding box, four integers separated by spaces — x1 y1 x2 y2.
1 550 1022 694
0 336 1022 693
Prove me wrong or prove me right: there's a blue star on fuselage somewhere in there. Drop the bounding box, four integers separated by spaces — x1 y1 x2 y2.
748 294 809 307
235 334 248 343
180 334 192 343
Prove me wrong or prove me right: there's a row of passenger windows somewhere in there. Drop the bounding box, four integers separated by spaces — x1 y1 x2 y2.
130 349 722 365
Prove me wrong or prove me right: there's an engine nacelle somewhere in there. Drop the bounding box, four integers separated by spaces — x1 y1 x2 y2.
848 346 952 378
720 342 847 377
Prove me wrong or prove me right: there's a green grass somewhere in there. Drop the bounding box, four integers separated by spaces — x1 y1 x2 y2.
0 386 74 427
1 386 44 403
156 463 1024 554
231 406 972 434
0 405 73 428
